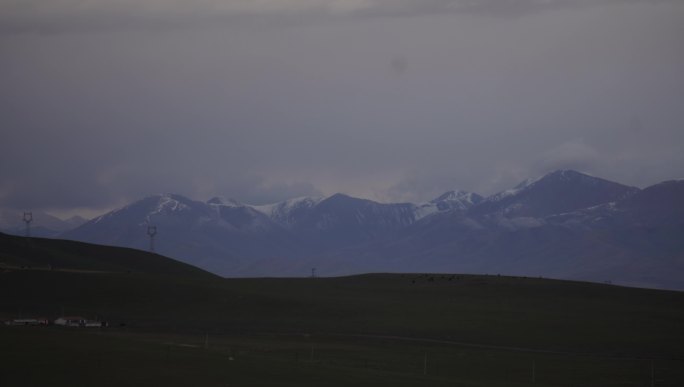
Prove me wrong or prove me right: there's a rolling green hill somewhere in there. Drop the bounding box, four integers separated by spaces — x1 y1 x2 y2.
0 232 216 278
1 233 683 386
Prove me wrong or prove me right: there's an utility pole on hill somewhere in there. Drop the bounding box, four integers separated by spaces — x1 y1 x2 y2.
423 352 427 375
147 226 157 253
23 212 33 238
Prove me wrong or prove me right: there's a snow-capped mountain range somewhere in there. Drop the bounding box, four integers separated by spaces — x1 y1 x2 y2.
49 169 684 289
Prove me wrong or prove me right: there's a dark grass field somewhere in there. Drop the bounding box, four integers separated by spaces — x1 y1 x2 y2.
2 324 683 387
2 234 684 386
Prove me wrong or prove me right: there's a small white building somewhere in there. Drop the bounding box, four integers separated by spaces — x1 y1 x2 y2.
54 316 86 327
54 316 106 327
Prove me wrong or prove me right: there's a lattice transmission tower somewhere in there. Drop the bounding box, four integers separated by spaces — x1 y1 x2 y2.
147 225 157 253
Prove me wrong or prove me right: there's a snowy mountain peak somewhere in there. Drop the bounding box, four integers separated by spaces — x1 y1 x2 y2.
427 190 484 212
476 169 639 218
207 196 243 207
324 193 356 202
145 194 194 218
252 196 323 227
489 170 597 202
431 190 483 205
207 197 225 205
539 169 597 183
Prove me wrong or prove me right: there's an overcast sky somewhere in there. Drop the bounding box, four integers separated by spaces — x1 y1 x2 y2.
1 0 683 218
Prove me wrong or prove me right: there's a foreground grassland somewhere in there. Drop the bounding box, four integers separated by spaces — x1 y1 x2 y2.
2 268 684 386
2 326 682 387
3 270 684 353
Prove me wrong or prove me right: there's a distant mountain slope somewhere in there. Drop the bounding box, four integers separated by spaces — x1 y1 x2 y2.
471 169 639 218
0 209 87 238
616 179 684 225
62 194 301 276
381 177 684 290
284 193 417 248
57 170 684 289
0 232 216 279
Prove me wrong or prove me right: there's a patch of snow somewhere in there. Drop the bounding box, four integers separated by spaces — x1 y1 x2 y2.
207 196 243 208
149 195 189 216
413 203 439 220
251 196 323 218
487 176 541 202
429 190 483 211
585 202 617 212
250 202 277 216
433 190 481 203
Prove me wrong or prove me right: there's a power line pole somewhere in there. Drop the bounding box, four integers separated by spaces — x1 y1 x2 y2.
23 212 33 238
423 352 427 375
147 226 157 253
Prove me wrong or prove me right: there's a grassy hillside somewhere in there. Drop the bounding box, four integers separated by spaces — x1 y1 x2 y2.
0 232 216 278
1 234 683 386
2 270 683 356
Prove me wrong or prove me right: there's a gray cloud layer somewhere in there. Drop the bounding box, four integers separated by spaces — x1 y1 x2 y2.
0 0 676 34
1 0 683 215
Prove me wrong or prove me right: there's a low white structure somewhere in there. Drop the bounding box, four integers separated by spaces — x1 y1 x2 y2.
54 316 86 327
54 316 106 328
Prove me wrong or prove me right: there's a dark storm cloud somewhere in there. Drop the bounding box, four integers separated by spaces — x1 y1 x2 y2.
0 0 683 216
